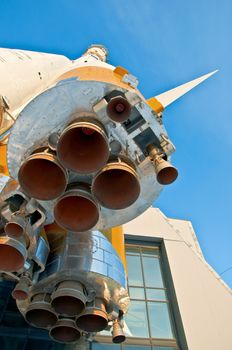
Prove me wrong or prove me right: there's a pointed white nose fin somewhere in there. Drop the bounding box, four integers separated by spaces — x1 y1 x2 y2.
147 70 218 113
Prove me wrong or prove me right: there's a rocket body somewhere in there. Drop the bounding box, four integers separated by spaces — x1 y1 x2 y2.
0 45 214 344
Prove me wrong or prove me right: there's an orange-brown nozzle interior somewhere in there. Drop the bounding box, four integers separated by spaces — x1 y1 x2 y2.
156 161 178 185
52 295 85 316
18 153 67 200
76 309 108 333
106 96 132 123
25 294 57 328
5 222 24 238
12 289 28 300
148 145 178 186
57 120 109 174
76 299 108 333
112 320 126 343
12 277 30 300
26 308 57 328
54 187 99 232
51 281 86 317
113 333 126 344
50 320 81 343
92 161 140 209
0 244 25 272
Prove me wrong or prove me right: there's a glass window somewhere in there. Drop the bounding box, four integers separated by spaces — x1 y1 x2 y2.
126 246 140 255
108 244 180 349
142 257 164 288
123 346 151 350
92 343 120 349
126 255 143 286
124 300 149 338
147 302 174 339
141 247 159 257
0 337 27 350
153 348 176 350
129 287 145 300
146 289 166 301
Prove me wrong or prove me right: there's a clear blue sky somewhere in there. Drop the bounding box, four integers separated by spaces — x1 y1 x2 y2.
0 0 231 287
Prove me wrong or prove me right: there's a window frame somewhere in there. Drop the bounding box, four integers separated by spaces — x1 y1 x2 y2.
125 243 177 344
93 240 182 350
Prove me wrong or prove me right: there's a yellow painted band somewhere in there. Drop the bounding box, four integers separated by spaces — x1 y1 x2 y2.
146 97 164 114
58 66 165 119
0 143 9 175
57 66 144 99
114 66 129 77
102 226 127 271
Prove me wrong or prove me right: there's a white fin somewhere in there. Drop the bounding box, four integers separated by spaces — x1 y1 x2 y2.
155 70 218 108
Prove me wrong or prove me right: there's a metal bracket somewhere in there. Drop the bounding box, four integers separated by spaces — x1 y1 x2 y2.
160 134 176 156
122 74 138 88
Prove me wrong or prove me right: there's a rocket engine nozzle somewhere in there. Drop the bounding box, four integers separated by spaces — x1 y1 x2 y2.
54 184 99 232
76 298 108 333
5 222 24 238
92 157 140 209
51 281 86 317
155 158 178 185
49 319 81 344
106 96 132 123
18 151 68 200
4 215 27 238
12 276 30 300
0 236 27 272
25 293 57 329
57 119 109 174
148 145 178 185
112 319 126 344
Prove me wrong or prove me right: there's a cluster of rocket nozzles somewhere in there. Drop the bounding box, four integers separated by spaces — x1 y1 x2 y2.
16 94 178 233
0 92 177 344
0 93 178 274
11 279 125 344
0 205 36 273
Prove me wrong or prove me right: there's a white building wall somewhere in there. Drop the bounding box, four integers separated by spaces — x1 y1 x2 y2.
123 207 232 350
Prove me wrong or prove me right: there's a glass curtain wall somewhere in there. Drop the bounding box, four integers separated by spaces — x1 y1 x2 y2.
92 244 179 350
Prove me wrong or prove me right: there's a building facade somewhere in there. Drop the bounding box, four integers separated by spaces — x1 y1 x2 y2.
0 208 231 350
